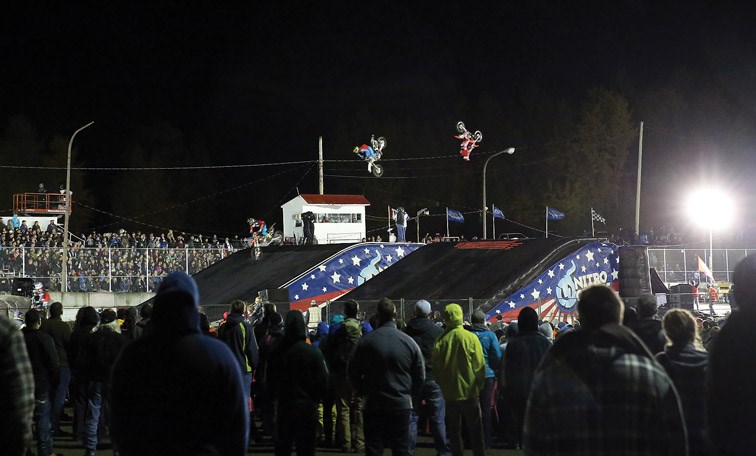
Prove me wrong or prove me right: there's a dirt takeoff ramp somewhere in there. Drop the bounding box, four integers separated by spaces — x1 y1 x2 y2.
186 242 423 319
338 238 620 323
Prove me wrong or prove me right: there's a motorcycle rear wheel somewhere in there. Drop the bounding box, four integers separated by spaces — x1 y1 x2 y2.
371 163 384 177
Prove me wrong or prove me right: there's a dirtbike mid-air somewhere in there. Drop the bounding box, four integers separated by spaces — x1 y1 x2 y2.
247 218 283 259
353 135 387 177
455 121 483 161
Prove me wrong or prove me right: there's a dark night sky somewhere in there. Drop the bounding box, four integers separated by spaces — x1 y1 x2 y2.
3 1 756 238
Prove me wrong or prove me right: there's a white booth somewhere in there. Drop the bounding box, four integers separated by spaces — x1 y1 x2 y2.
281 194 370 244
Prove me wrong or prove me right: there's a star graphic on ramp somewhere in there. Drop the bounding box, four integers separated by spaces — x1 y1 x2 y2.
604 258 609 264
559 263 565 270
611 269 619 280
302 283 309 291
585 250 595 262
386 255 393 263
396 246 405 257
339 258 344 264
322 287 327 292
294 294 300 300
347 276 354 284
520 294 525 300
581 265 587 273
531 289 541 300
547 287 552 294
319 265 327 272
364 248 371 255
548 270 555 278
351 256 361 266
538 279 543 284
331 271 341 283
508 301 516 308
310 274 315 279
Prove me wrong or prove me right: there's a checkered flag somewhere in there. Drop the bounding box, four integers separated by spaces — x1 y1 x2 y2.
591 208 606 224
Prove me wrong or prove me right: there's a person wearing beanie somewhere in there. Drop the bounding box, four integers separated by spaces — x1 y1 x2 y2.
40 301 72 435
110 272 249 456
467 310 501 449
80 307 125 455
404 300 451 456
22 309 60 456
325 300 366 452
432 303 486 456
500 306 552 449
627 294 665 355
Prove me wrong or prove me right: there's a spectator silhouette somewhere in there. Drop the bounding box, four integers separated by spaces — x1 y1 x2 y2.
67 306 99 440
404 299 451 456
40 301 72 435
0 313 35 456
628 294 666 355
110 272 249 455
22 309 60 456
708 255 756 455
656 309 713 455
523 285 687 455
469 310 502 449
348 298 425 456
500 306 551 449
267 310 329 456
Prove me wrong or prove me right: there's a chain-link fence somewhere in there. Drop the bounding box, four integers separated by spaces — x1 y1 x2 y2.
0 246 237 293
648 248 755 285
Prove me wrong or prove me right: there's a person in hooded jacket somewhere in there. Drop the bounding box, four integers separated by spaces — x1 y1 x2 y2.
67 306 99 440
219 299 260 431
110 272 249 456
500 307 552 449
627 294 666 355
81 308 126 456
267 310 329 456
432 303 486 456
656 308 713 455
469 310 502 449
256 311 285 437
131 303 151 339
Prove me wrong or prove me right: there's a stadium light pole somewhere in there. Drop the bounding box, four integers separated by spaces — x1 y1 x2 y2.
61 121 94 292
686 187 734 285
482 147 515 239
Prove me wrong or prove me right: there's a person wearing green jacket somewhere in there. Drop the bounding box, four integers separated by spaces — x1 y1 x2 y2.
432 303 487 456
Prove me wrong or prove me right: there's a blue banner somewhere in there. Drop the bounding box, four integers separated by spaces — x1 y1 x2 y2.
447 208 465 223
492 205 505 220
547 207 565 220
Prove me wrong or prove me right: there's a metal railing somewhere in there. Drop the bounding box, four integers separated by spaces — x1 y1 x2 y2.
647 248 755 285
0 246 236 293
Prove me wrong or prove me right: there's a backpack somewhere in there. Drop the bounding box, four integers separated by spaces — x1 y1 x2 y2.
335 318 362 366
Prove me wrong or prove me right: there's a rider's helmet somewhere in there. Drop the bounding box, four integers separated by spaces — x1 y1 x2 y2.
353 146 360 154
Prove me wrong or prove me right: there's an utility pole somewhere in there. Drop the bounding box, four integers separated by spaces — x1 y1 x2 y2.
634 121 644 237
318 136 324 195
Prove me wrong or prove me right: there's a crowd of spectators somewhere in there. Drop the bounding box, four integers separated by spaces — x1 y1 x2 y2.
0 219 246 293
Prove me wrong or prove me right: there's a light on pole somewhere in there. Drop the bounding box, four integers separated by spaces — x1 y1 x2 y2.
686 187 734 284
61 121 94 292
482 147 515 240
416 208 429 242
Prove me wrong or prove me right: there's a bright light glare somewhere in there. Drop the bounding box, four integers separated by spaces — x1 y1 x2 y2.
686 188 735 230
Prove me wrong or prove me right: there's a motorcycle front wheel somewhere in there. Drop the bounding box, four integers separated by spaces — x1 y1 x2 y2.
371 163 384 177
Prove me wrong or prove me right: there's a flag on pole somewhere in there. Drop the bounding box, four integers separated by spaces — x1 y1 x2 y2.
447 208 465 223
547 207 565 220
492 205 506 220
591 208 606 224
698 256 714 281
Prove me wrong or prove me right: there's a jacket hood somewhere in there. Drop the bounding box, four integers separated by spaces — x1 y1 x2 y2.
317 321 330 337
283 310 307 343
150 272 200 336
665 343 709 369
443 303 464 328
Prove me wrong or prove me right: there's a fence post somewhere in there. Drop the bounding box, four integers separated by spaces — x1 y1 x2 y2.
108 247 112 292
22 246 26 277
146 248 150 293
468 297 474 319
400 298 405 321
185 246 189 273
